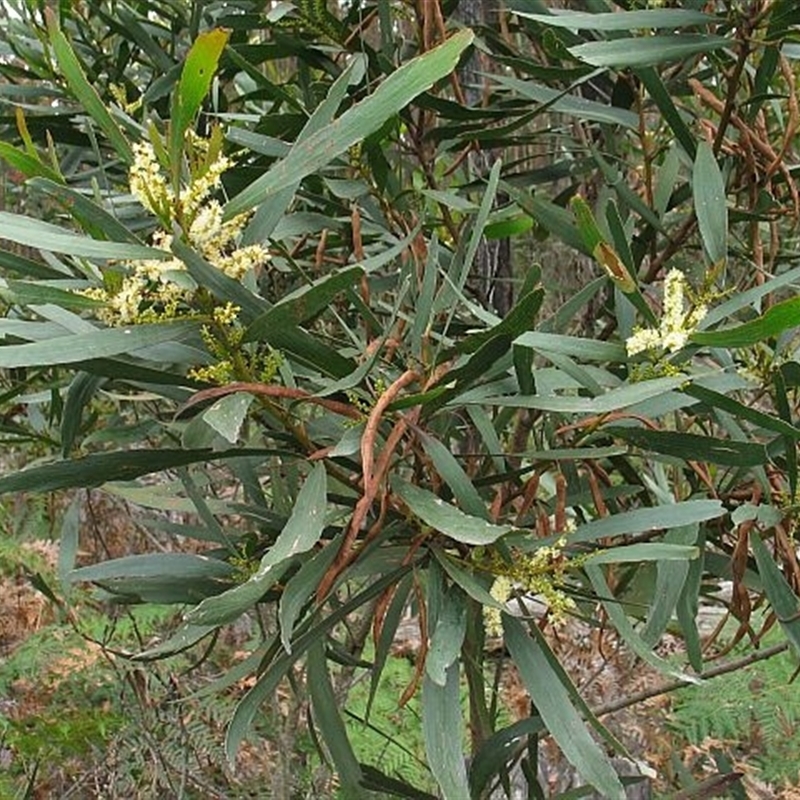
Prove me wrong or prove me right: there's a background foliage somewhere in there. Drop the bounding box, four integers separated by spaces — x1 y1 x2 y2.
2 0 800 797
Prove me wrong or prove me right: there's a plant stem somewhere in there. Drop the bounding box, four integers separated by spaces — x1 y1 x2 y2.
593 641 789 718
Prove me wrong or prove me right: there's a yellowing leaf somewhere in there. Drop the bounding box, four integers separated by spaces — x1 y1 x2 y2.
175 28 231 133
594 241 637 293
170 28 231 170
571 195 605 252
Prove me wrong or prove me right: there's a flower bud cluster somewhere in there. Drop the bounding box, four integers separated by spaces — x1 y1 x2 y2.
480 537 577 637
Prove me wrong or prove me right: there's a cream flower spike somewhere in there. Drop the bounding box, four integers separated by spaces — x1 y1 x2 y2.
626 269 707 357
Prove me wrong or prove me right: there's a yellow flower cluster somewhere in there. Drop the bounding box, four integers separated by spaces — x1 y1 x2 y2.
109 83 143 115
484 575 513 638
86 137 269 327
480 537 577 637
626 269 707 357
187 303 283 386
129 141 173 220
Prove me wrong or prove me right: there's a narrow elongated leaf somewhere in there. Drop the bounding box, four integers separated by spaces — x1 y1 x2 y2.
366 572 414 718
245 266 363 341
506 185 588 254
435 550 506 610
426 587 467 686
187 464 328 625
591 144 666 235
450 159 503 310
58 496 81 593
636 67 697 159
700 264 800 329
359 230 420 274
514 331 625 361
242 186 297 244
492 75 638 129
422 667 470 800
583 543 698 565
570 35 730 68
135 623 219 660
1 280 105 311
242 59 359 243
29 178 143 244
256 323 356 378
172 29 230 145
278 547 336 653
46 9 133 163
224 29 474 218
774 368 798 498
504 616 626 800
469 718 544 799
61 372 102 456
419 433 486 519
395 481 513 545
71 553 233 582
692 295 800 347
0 317 92 343
140 517 235 546
518 446 628 461
112 5 174 72
33 304 94 334
0 249 67 280
642 525 697 647
684 383 800 438
454 287 544 357
0 320 196 369
677 530 706 672
585 564 700 683
481 374 688 414
693 141 728 264
79 356 201 387
359 765 439 800
177 235 358 378
308 640 366 797
0 212 169 260
524 619 628 755
751 533 800 656
0 447 278 494
0 141 63 182
605 426 767 466
106 482 236 514
71 553 235 603
538 499 724 548
517 9 715 30
424 334 513 415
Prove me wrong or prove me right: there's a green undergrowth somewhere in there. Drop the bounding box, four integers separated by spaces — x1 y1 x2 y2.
331 647 515 798
0 602 175 793
343 653 436 796
668 633 800 787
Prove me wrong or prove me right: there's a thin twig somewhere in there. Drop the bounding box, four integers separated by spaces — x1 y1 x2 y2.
178 381 362 420
316 370 419 600
593 641 789 718
712 34 751 155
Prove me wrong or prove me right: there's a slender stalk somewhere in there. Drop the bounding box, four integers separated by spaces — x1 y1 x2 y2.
593 641 789 718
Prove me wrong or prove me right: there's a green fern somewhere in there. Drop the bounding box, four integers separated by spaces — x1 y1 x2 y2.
670 645 800 784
